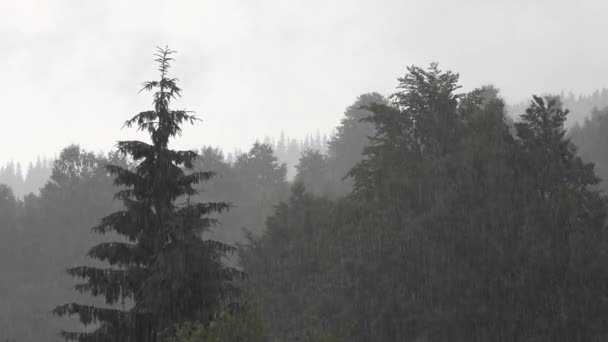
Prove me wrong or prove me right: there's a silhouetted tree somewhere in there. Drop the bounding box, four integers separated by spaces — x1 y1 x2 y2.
326 93 387 196
294 149 329 197
510 95 608 339
231 142 288 236
53 47 238 341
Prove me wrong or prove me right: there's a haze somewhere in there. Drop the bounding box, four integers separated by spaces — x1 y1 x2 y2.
7 1 608 341
3 0 608 166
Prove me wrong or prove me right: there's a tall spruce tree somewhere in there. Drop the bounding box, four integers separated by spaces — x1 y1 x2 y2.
53 47 238 342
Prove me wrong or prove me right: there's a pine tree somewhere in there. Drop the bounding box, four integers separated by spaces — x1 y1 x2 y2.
295 149 329 196
53 47 238 342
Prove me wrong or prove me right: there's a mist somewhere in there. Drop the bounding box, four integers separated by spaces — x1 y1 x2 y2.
3 1 608 341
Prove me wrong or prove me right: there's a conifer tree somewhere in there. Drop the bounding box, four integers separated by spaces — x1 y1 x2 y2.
295 149 329 196
53 47 238 342
326 93 386 195
512 95 608 339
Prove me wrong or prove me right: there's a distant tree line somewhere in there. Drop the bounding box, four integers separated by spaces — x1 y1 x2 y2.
0 158 52 198
509 88 608 126
3 51 608 341
7 87 608 199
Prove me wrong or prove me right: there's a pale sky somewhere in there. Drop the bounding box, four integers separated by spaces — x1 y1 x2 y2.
2 0 608 166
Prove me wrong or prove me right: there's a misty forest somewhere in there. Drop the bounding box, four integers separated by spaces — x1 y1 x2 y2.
3 42 608 342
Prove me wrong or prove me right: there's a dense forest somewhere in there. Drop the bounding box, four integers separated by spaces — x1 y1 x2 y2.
3 49 608 341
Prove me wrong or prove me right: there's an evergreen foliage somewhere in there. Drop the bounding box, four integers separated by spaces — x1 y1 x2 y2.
294 149 330 197
326 93 387 195
243 64 608 341
0 145 121 342
52 47 238 341
174 299 267 342
241 183 337 341
272 133 328 179
3 52 608 342
192 144 289 245
509 88 608 126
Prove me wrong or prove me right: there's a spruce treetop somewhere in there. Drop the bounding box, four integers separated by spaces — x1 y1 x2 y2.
54 46 236 342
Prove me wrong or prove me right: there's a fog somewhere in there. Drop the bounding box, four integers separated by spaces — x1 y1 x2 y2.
4 0 608 166
3 1 608 341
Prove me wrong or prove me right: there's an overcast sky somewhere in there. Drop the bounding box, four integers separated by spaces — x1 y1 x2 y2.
2 0 608 166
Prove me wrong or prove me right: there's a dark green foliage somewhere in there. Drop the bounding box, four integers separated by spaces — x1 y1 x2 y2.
0 142 289 341
53 48 238 341
0 145 120 342
350 69 608 340
174 298 267 342
243 64 608 341
174 294 337 342
4 51 608 342
510 95 608 339
241 183 338 341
